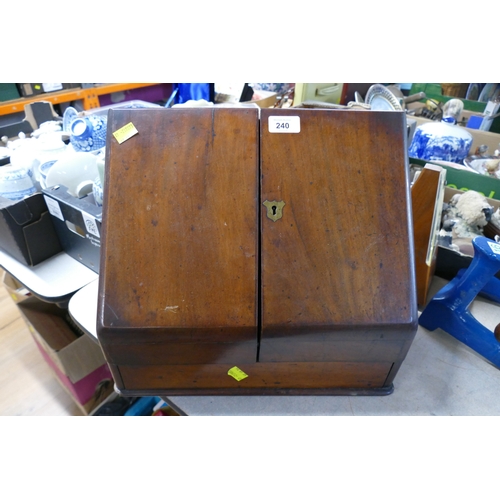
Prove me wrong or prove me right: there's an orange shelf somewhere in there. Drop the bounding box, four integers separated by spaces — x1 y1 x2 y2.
0 83 159 116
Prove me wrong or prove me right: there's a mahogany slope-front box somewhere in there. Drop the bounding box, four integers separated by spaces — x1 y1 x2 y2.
97 107 418 396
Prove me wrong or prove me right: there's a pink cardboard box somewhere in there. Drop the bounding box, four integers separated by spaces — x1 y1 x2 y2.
32 336 113 413
18 297 114 414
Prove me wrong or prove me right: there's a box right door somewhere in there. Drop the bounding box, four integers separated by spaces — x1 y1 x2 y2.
259 108 418 388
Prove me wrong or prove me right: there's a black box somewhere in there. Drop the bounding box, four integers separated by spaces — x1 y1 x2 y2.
0 193 63 266
42 185 102 273
435 246 500 281
17 83 45 97
17 83 81 97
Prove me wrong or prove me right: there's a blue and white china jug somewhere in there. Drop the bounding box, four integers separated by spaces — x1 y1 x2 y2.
408 99 473 164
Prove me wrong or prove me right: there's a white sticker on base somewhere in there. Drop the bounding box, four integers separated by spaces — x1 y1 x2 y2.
43 195 64 221
268 115 301 133
488 241 500 255
81 211 100 238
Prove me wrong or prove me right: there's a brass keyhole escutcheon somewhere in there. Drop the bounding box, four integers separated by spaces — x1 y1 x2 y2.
263 200 285 222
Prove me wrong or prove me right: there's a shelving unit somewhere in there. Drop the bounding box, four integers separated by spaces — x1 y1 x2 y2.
0 83 160 116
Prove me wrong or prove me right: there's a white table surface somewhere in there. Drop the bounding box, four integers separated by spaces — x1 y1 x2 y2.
66 275 500 416
165 276 500 416
68 278 99 339
0 249 98 301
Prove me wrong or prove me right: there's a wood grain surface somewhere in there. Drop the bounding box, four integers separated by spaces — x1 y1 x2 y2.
260 109 418 360
97 108 418 394
118 360 393 393
410 164 445 307
98 107 260 364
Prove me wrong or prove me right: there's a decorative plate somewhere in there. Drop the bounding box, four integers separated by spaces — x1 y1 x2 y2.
365 84 404 111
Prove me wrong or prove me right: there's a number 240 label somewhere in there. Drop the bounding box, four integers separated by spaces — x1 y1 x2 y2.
268 116 301 133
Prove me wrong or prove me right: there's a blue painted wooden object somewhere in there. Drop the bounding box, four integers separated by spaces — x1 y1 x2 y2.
419 236 500 367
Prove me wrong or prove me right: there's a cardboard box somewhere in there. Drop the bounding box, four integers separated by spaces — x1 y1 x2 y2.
410 157 500 201
434 187 500 281
17 83 45 97
0 192 63 266
408 84 499 125
2 271 31 302
18 297 114 415
42 185 102 273
407 102 500 154
438 163 500 200
411 159 500 280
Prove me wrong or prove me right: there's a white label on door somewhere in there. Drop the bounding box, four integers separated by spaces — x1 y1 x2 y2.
268 116 301 133
43 195 64 221
81 211 100 238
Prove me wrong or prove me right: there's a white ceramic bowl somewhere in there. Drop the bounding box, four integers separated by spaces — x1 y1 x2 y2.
45 152 98 198
0 164 37 201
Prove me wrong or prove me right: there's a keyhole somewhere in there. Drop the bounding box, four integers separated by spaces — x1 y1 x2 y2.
263 200 284 222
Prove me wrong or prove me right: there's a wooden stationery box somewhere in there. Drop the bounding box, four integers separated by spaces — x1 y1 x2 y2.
97 107 418 396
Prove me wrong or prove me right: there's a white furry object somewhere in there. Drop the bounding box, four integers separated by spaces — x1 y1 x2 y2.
451 190 493 228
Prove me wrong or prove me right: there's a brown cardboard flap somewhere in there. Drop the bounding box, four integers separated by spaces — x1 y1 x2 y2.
18 299 76 350
3 272 24 291
18 298 107 384
2 271 31 302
